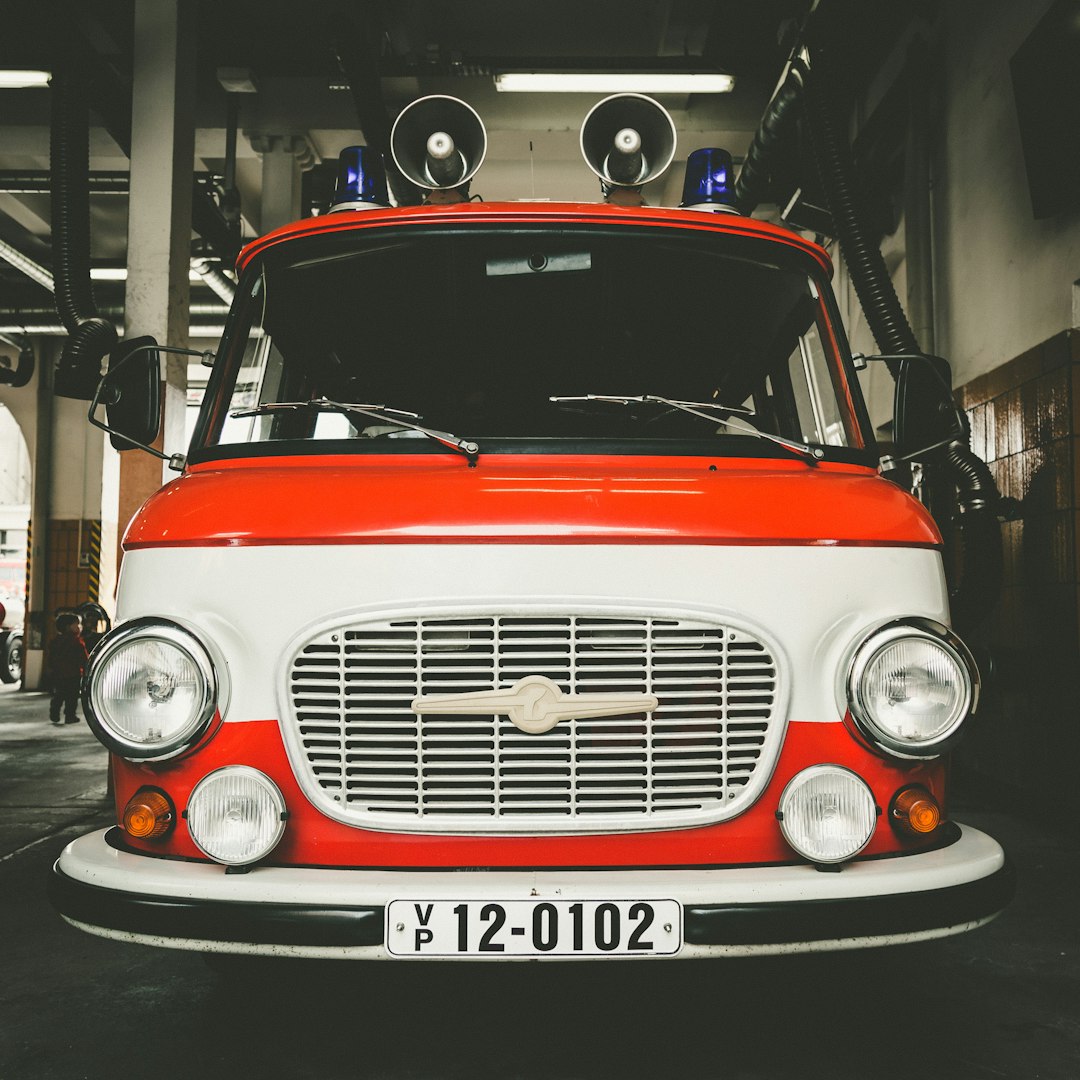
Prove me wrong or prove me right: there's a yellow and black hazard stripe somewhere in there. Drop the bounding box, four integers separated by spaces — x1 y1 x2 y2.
87 520 101 603
24 517 31 608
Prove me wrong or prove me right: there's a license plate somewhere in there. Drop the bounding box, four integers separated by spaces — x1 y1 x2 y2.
386 899 682 958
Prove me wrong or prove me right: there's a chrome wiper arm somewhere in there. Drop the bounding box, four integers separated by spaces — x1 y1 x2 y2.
549 394 824 464
230 398 480 463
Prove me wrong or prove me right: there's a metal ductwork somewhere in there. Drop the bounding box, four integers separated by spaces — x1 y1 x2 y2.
50 61 118 400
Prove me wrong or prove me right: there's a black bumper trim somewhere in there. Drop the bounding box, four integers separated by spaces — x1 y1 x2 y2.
49 864 384 947
683 859 1016 945
51 856 1015 952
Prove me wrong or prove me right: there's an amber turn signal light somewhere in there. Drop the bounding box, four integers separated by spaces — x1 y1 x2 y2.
890 786 942 835
123 789 174 839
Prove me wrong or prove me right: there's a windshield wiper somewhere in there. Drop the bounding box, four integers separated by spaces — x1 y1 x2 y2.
230 398 480 463
549 394 824 464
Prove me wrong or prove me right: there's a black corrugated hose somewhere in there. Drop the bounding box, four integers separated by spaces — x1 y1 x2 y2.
734 66 804 215
800 50 1003 632
50 63 117 400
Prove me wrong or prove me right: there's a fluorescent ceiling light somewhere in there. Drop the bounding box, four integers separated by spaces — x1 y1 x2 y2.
91 268 227 283
0 69 50 89
494 72 734 94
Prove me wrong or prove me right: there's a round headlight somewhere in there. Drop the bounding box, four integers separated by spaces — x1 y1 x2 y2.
847 621 976 759
85 620 217 760
186 767 287 866
778 765 877 864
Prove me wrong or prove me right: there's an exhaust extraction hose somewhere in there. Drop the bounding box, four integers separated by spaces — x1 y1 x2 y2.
734 67 804 216
50 63 117 400
801 50 1003 632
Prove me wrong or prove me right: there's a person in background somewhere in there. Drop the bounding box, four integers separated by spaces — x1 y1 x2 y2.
49 612 89 726
76 602 110 656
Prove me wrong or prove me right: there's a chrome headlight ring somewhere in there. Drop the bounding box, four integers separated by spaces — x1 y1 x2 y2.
83 618 218 761
846 618 979 760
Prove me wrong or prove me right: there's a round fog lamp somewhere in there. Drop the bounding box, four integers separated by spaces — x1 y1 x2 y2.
186 767 286 866
778 765 877 864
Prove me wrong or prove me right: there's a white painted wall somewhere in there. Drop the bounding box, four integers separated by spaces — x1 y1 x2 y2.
837 0 1078 393
933 0 1080 385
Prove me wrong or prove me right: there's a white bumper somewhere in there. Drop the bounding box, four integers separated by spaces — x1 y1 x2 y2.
51 824 1013 959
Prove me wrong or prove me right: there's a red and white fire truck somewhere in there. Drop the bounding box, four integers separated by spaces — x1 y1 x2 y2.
50 95 1013 960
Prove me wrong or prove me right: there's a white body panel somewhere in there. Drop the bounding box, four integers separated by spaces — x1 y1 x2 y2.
116 543 949 728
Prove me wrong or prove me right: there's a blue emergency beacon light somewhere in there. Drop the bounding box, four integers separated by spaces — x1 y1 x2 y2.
329 145 389 211
680 148 738 213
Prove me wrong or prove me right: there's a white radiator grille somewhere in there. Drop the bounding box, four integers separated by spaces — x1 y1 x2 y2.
284 613 783 833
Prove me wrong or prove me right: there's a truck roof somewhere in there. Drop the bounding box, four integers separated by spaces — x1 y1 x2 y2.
236 201 833 277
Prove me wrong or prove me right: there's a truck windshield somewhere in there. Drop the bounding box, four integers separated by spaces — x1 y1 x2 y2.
195 230 869 461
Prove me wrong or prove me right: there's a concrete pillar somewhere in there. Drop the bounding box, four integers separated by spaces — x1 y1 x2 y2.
113 0 196 575
249 134 317 232
22 341 53 689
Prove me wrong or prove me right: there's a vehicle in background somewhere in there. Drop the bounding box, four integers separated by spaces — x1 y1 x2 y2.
0 594 23 684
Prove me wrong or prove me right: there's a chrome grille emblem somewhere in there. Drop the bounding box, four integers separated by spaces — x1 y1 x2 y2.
411 674 659 735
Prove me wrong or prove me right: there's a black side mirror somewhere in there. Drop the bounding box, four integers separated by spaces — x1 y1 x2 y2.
853 352 966 458
97 336 161 451
87 339 213 471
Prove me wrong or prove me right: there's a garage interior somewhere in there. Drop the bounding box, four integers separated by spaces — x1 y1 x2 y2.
1 1 1078 1077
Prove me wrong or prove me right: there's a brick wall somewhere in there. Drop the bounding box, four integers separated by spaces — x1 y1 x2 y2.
955 330 1079 812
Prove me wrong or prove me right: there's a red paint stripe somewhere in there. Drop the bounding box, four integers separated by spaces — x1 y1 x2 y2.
124 535 940 551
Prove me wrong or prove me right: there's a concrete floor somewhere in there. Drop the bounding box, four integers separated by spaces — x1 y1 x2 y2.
1 682 1078 1080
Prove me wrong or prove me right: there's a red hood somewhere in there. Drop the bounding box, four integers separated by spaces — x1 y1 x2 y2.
123 455 940 550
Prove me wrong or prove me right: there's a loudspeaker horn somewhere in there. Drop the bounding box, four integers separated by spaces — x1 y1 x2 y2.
580 93 677 187
390 95 488 190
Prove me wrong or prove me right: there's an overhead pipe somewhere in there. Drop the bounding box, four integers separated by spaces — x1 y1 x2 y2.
0 304 229 320
190 248 237 304
0 324 227 337
50 61 118 400
0 238 54 293
0 170 130 194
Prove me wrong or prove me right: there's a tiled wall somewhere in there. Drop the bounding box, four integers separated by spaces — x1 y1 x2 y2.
955 330 1079 811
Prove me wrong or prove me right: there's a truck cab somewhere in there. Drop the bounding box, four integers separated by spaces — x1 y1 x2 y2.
50 98 1013 961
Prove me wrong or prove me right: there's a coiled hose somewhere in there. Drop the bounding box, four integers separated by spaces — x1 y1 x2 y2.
50 64 117 400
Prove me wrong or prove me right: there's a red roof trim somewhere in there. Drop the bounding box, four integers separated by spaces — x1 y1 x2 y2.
236 202 833 276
